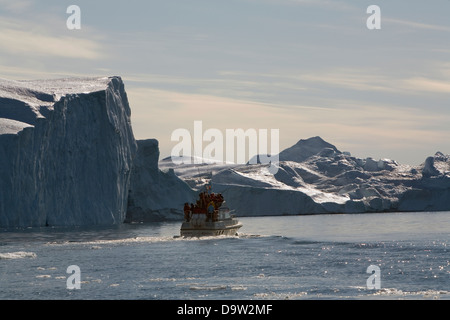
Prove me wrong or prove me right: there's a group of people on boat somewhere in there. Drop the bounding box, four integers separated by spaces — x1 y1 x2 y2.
183 187 224 222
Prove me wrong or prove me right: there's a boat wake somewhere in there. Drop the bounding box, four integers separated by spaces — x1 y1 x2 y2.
43 231 292 248
45 233 246 247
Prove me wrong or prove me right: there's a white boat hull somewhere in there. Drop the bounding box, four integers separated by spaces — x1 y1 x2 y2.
180 219 242 237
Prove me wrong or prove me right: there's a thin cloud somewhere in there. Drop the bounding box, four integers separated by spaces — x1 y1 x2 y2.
285 68 450 95
402 77 450 94
0 0 33 13
246 0 356 11
126 86 450 164
299 69 400 93
384 17 450 32
0 22 103 60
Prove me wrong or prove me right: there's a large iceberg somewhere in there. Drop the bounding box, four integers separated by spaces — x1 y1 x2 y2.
2 75 448 226
0 76 137 227
126 139 196 222
162 136 450 216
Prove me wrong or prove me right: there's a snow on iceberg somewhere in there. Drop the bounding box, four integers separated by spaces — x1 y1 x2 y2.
0 76 137 227
2 75 448 225
164 136 450 216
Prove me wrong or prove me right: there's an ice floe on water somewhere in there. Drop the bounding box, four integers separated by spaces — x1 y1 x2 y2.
0 251 37 259
370 288 450 299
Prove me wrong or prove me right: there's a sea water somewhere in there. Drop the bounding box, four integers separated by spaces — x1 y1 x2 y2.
0 211 449 300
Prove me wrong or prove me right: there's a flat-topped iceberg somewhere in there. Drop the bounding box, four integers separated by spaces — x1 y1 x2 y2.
0 76 137 227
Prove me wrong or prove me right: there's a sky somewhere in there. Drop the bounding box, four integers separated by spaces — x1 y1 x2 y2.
0 0 449 165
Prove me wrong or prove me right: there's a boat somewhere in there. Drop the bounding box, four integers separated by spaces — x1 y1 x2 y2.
180 186 242 237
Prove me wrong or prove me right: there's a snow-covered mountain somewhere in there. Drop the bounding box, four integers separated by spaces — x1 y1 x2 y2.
0 76 137 227
160 136 450 216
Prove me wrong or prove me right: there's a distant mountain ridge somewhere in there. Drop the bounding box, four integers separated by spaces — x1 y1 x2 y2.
160 135 450 217
279 136 341 162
